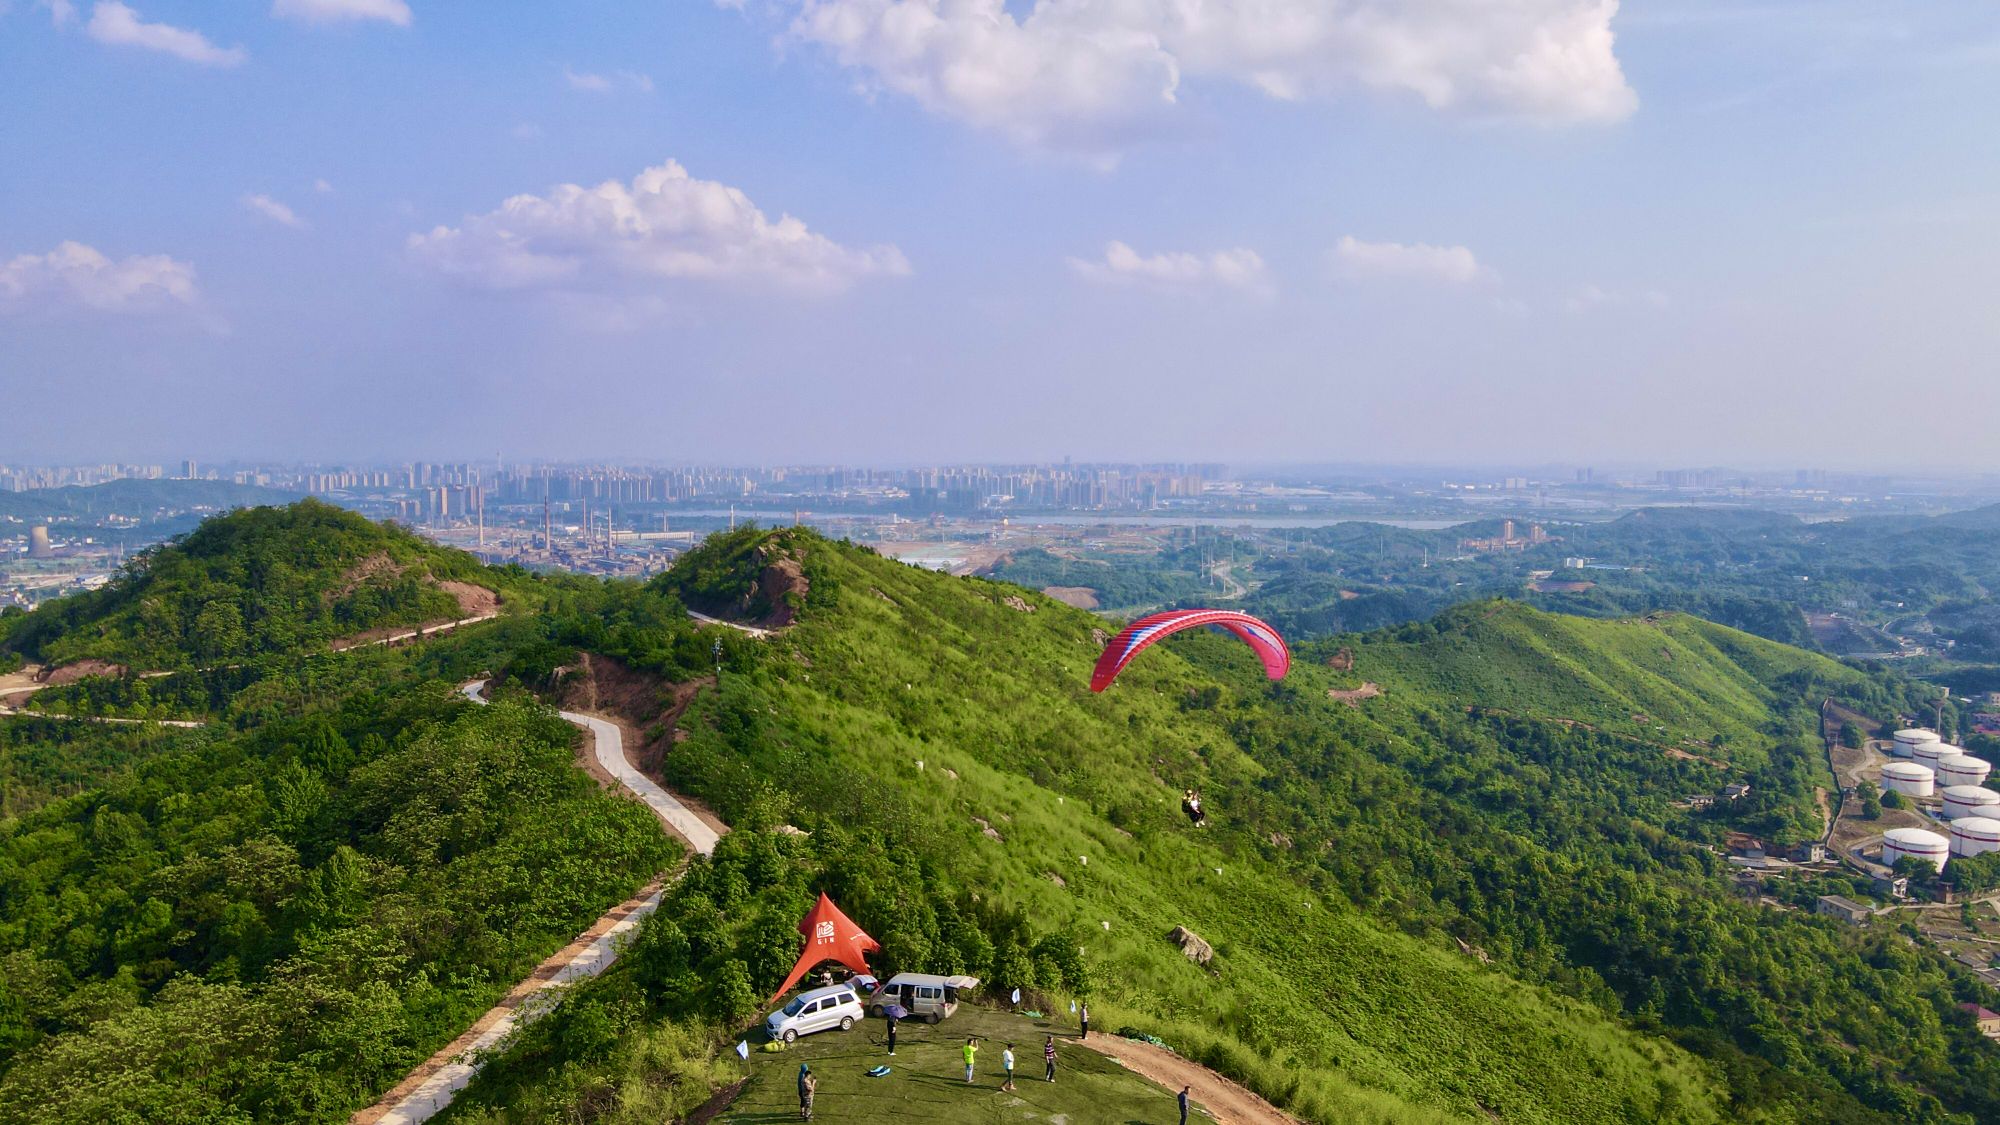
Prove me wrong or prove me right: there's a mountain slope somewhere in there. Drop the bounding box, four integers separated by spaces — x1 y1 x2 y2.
9 520 1997 1124
449 529 1980 1125
1344 600 1870 755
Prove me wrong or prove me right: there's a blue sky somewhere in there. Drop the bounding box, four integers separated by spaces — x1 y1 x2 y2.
3 1 1998 468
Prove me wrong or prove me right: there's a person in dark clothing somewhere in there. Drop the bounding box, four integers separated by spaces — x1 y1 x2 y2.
1079 1002 1090 1039
1179 1084 1192 1125
886 1016 898 1055
797 1063 815 1120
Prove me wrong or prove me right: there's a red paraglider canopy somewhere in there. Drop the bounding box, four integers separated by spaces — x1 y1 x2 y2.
768 892 882 1002
1090 608 1290 692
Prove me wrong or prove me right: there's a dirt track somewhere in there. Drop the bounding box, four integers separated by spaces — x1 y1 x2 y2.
1085 1037 1302 1125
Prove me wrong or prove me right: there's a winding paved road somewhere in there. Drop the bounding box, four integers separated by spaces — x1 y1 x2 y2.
686 609 775 639
355 681 721 1125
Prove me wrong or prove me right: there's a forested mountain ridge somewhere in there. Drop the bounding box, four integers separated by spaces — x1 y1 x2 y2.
1 500 517 673
0 664 679 1121
5 513 2000 1123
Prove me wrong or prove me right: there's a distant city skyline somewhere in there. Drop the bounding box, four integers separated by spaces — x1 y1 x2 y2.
5 3 1999 466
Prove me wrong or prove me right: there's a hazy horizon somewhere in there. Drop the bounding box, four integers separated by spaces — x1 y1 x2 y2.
6 1 1999 466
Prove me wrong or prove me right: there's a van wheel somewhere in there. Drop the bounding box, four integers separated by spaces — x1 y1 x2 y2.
783 1029 797 1044
926 1012 941 1025
840 1016 854 1031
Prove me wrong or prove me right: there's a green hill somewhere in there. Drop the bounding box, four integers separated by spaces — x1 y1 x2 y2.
1344 600 1869 753
7 521 1999 1125
2 500 513 673
443 530 1995 1125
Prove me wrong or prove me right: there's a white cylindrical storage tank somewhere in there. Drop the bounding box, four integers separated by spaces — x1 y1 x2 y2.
1914 742 1962 769
1881 760 1936 798
1937 755 1993 788
1884 827 1950 873
1943 785 2000 820
1894 729 1942 758
1951 817 2000 858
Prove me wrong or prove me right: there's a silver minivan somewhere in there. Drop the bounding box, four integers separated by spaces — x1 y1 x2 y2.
868 973 979 1024
765 984 864 1043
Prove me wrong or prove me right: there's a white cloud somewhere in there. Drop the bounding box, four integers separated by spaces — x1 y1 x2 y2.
1565 283 1669 312
314 178 335 194
272 0 412 26
763 0 1636 155
1069 241 1268 291
565 67 654 93
0 241 199 314
243 193 307 229
39 0 78 27
1333 236 1485 285
407 159 911 296
86 1 245 66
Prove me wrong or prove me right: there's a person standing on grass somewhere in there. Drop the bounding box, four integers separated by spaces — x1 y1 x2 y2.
1079 1002 1090 1039
1002 1043 1016 1091
1044 1035 1058 1082
797 1063 815 1121
1179 1084 1192 1125
963 1037 979 1083
886 1016 897 1056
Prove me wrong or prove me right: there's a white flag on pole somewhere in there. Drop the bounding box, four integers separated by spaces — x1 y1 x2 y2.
1011 987 1021 1004
1070 1000 1078 1014
735 1041 750 1061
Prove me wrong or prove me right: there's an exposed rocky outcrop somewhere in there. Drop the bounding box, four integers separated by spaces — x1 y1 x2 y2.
1168 925 1214 966
751 546 808 628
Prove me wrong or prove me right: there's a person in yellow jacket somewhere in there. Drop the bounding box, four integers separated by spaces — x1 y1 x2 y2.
962 1037 979 1083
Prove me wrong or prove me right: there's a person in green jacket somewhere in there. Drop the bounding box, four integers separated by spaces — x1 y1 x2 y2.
962 1037 979 1083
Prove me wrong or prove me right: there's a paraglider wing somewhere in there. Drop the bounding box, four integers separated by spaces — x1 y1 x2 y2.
1089 609 1290 692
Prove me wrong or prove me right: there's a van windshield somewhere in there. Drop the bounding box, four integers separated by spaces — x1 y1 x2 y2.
782 998 806 1017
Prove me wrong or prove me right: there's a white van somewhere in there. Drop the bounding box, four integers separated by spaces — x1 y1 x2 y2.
869 973 980 1024
765 984 865 1043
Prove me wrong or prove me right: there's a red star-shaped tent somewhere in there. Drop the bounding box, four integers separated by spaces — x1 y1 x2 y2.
768 892 881 1002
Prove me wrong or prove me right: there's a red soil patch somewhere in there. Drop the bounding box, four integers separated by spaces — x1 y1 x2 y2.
437 580 500 618
36 659 127 686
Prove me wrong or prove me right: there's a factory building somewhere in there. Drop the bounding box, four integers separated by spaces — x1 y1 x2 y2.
27 526 51 558
1883 827 1951 873
1881 760 1936 798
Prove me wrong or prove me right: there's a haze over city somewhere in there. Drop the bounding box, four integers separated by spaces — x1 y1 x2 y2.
6 1 2000 467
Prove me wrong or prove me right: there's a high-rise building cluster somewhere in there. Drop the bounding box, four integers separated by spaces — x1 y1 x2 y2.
0 464 166 491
